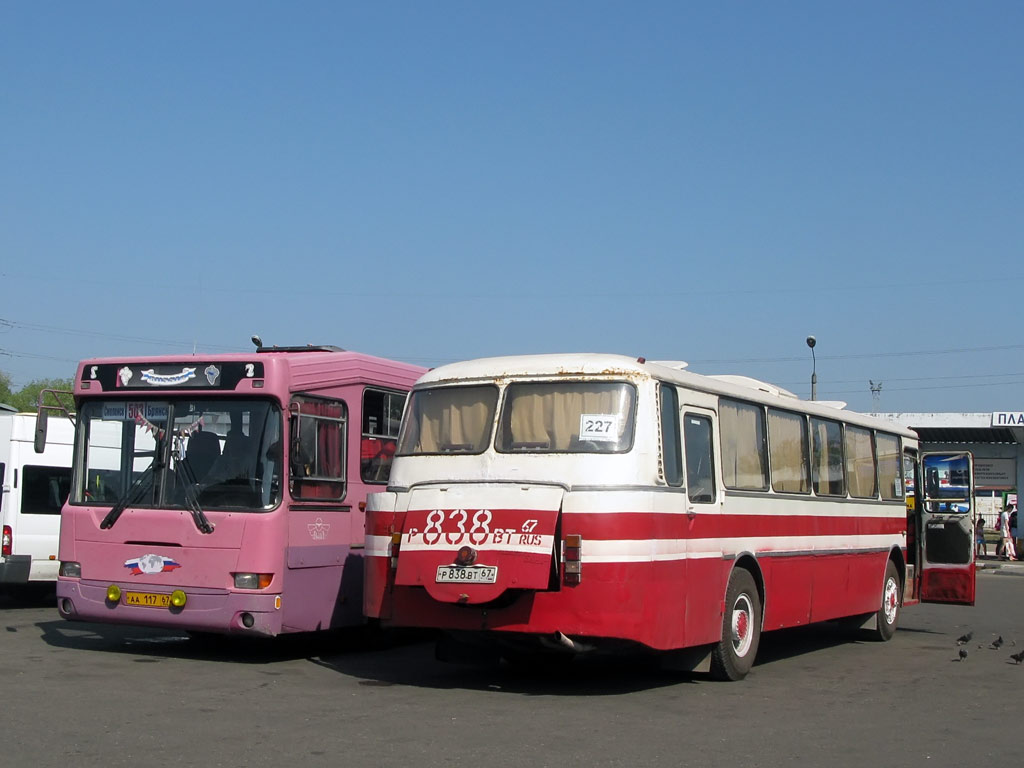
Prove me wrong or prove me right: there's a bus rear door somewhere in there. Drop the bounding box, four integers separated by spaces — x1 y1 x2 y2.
918 451 975 605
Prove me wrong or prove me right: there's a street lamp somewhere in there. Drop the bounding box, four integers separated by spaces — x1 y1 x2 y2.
806 336 817 401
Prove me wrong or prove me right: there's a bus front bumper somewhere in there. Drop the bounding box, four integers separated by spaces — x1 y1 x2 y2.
56 579 283 636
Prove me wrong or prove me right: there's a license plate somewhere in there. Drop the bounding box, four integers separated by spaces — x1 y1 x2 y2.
124 591 172 607
436 565 498 584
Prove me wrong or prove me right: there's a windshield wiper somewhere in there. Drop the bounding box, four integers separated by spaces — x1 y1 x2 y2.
100 462 155 530
178 460 215 535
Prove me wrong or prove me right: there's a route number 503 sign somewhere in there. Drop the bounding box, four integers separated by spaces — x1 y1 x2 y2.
579 413 620 442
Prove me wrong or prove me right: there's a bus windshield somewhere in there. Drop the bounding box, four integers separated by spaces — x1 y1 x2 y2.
397 385 498 455
396 380 637 456
75 398 283 512
496 381 636 453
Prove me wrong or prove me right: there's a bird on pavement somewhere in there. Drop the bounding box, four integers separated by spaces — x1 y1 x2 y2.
957 631 973 645
959 648 969 662
992 636 1004 649
1010 650 1024 665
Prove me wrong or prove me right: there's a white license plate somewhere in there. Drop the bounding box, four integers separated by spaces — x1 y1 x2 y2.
436 565 498 584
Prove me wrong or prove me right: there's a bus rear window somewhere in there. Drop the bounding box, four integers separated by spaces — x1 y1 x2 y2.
397 385 498 456
496 381 636 453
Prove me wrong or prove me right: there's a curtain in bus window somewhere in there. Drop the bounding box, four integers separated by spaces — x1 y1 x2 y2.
768 409 810 494
810 418 845 496
361 389 406 483
719 399 768 490
292 401 346 500
401 386 497 455
499 382 635 452
318 402 344 480
876 433 903 500
845 425 877 499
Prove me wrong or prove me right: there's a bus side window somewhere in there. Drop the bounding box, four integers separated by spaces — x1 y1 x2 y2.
361 388 407 484
683 414 716 503
659 384 682 487
290 398 347 501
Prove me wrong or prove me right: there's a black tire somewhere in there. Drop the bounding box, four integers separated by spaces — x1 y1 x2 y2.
710 568 761 681
871 559 901 642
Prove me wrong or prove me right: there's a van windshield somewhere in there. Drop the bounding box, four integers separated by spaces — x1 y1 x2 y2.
75 399 282 511
496 381 636 453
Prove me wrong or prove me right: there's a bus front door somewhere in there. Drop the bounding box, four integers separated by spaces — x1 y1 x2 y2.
918 451 975 605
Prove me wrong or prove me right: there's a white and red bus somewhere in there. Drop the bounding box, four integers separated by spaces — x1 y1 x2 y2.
46 346 424 636
365 354 975 680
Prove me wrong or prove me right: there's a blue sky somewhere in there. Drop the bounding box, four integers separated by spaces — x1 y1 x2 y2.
2 2 1022 414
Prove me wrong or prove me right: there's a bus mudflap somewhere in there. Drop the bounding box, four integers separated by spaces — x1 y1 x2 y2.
394 485 563 605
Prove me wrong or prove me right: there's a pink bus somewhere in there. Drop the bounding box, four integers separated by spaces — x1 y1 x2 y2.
48 346 424 636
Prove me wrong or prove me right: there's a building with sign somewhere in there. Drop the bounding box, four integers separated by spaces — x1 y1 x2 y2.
877 412 1022 522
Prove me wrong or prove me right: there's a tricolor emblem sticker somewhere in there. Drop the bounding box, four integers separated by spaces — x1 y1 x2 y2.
124 554 182 575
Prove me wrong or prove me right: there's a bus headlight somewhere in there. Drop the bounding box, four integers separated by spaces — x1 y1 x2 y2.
60 561 82 578
233 573 273 589
106 584 121 603
170 590 187 608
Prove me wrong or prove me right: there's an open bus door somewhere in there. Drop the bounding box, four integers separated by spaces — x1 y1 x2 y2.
917 451 976 605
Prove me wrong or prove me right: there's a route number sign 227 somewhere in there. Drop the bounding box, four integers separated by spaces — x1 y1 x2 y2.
579 413 619 442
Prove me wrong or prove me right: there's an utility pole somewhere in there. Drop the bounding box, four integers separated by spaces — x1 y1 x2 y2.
870 380 882 414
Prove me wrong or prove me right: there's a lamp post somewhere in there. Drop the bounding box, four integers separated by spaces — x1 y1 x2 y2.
806 336 817 401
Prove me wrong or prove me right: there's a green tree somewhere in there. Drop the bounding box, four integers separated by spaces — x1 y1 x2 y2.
0 371 75 413
0 370 14 408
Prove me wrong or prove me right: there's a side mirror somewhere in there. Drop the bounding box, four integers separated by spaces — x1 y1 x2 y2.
34 409 49 454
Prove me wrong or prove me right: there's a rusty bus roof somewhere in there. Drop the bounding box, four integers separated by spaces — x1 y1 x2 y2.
414 353 917 438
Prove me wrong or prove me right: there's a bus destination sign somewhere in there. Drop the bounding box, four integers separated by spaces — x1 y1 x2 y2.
82 362 265 391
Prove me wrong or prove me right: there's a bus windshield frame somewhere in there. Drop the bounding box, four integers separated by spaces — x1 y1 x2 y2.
73 397 283 512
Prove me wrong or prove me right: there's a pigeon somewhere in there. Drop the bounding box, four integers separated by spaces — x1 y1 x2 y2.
992 636 1004 650
1011 650 1024 665
957 631 973 645
959 648 968 662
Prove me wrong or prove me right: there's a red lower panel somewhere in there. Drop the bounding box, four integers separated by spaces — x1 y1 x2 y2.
921 564 976 605
384 550 897 651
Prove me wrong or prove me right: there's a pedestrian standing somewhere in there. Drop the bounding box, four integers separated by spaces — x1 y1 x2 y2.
976 516 988 558
1011 504 1020 559
999 505 1017 561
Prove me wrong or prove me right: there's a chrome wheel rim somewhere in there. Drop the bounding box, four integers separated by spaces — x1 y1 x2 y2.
731 593 754 657
883 576 899 625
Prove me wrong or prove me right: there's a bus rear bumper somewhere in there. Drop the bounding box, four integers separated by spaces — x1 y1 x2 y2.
56 579 283 636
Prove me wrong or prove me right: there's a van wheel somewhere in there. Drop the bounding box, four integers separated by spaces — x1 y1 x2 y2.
871 560 901 642
710 568 761 681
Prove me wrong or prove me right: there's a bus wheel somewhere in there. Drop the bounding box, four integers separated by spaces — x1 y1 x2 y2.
872 560 901 642
710 568 761 681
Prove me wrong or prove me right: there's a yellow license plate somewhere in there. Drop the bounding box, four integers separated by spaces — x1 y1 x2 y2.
124 591 172 608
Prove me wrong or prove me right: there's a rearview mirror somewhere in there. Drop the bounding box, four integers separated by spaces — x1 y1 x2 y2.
34 409 48 454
